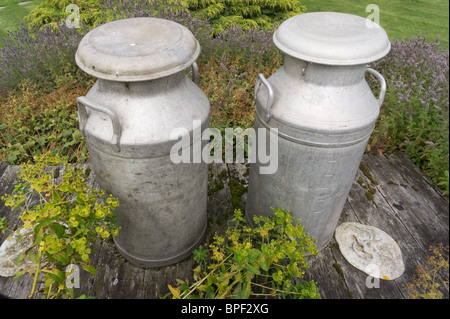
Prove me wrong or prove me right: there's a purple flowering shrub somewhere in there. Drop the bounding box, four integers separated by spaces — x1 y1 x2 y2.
0 22 86 95
102 0 282 65
0 0 281 94
368 35 449 194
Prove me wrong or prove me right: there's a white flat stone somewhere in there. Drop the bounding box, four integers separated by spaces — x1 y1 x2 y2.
335 222 405 280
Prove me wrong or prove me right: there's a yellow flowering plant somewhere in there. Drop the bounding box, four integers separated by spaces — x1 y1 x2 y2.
1 152 119 299
168 208 320 299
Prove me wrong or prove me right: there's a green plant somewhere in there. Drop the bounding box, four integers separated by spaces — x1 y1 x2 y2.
406 243 449 299
185 0 306 34
1 152 120 299
0 20 85 95
0 217 8 235
368 36 449 195
23 0 103 29
167 208 320 299
0 82 90 164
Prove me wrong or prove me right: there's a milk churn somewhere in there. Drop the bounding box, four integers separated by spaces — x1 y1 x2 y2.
246 12 390 251
75 18 210 267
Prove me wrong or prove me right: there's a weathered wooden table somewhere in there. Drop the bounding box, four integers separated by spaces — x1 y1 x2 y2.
0 152 448 299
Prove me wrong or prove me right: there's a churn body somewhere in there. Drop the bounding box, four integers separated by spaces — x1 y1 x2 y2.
245 12 391 250
75 18 210 267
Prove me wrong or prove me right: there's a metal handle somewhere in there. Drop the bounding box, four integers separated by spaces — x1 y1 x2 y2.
192 62 199 86
77 96 122 152
255 73 274 122
366 68 386 107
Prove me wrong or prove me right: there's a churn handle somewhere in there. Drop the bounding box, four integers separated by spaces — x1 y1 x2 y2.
255 73 274 122
192 62 199 86
365 68 386 107
77 96 122 152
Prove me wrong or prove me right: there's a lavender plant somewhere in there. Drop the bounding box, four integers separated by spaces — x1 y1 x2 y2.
101 0 282 64
0 21 86 94
368 35 449 194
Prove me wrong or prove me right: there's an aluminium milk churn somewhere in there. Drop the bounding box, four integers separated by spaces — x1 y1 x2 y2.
75 18 210 267
246 12 390 250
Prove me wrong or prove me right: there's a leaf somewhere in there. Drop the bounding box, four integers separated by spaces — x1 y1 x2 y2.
51 190 61 202
27 252 38 264
168 285 181 299
50 222 65 238
82 264 96 276
44 269 66 284
62 129 73 137
76 194 84 204
33 222 44 238
245 263 260 275
241 278 251 299
15 252 26 266
54 253 70 265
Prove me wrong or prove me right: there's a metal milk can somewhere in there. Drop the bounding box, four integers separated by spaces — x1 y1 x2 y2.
75 18 210 267
245 12 391 251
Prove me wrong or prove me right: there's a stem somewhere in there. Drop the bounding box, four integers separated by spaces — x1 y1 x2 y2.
251 282 301 296
46 282 52 299
181 254 232 299
30 248 43 299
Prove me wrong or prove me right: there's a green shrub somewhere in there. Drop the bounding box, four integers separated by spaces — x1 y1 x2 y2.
185 0 306 34
0 82 90 164
1 152 120 299
23 0 103 29
166 208 320 299
0 21 86 95
368 36 449 195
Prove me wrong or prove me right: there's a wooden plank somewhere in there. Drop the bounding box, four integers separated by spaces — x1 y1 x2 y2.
305 244 352 299
339 169 407 299
313 153 449 299
364 154 448 249
358 154 448 298
0 154 448 299
386 152 449 233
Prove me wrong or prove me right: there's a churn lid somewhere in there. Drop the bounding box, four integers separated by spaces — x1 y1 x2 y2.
273 12 391 65
76 18 200 81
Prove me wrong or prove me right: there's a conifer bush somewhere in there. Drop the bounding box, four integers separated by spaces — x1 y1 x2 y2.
24 0 103 29
184 0 306 34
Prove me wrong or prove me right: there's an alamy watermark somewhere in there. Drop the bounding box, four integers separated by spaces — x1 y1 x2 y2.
65 264 80 289
366 4 381 28
169 120 279 174
365 264 381 289
65 4 80 29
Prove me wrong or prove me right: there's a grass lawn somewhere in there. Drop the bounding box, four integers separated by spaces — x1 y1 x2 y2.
301 0 449 49
0 0 41 39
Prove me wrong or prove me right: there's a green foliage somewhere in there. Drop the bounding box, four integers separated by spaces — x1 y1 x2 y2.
23 0 103 29
0 82 90 164
0 217 8 235
185 0 306 34
166 208 320 299
1 152 120 299
406 243 449 299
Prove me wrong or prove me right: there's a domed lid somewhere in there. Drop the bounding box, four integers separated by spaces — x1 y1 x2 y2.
76 17 200 81
273 12 391 65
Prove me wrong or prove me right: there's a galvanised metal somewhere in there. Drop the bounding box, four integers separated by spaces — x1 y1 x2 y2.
246 12 390 251
75 18 210 268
